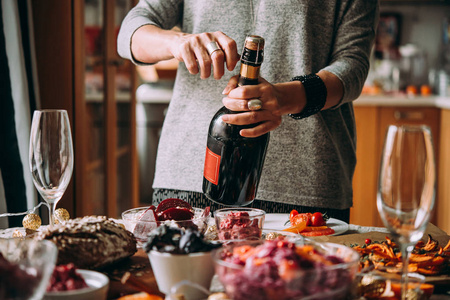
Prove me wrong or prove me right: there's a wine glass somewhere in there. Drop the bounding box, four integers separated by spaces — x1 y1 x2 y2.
377 124 435 300
29 109 74 227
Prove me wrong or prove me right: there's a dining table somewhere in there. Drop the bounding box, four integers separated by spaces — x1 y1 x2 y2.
104 220 450 300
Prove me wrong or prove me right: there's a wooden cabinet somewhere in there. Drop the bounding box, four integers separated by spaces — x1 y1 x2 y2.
32 0 138 219
437 109 450 234
351 107 380 227
352 105 442 230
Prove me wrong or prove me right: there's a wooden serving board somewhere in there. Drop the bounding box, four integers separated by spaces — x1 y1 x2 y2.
312 223 450 290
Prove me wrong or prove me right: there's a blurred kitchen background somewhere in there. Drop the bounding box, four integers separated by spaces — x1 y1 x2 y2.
1 0 450 232
365 2 450 97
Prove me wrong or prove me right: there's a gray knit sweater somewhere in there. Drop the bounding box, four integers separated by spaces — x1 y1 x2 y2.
118 0 379 209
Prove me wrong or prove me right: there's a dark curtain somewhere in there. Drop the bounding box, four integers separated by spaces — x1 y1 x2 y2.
0 0 37 227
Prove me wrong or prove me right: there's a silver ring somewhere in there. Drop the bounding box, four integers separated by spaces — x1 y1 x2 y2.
248 99 262 111
206 41 221 56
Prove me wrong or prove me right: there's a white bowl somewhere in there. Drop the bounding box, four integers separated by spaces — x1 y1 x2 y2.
43 269 109 300
148 250 215 300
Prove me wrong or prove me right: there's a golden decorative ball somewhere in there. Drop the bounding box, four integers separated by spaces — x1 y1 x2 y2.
22 213 42 230
53 208 70 224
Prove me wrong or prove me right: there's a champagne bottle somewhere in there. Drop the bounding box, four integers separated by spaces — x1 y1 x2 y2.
203 35 269 206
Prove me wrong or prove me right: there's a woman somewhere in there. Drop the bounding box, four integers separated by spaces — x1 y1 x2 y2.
118 0 379 222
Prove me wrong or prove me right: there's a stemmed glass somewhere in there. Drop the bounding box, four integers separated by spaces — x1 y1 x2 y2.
377 124 435 300
29 110 74 227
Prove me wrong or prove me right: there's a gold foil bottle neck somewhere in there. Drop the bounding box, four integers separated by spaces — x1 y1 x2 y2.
245 35 265 51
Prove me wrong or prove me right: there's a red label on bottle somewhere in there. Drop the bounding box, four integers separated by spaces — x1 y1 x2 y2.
204 147 220 185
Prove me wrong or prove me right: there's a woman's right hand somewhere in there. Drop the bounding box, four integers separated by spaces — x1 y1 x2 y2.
132 25 239 80
170 31 240 79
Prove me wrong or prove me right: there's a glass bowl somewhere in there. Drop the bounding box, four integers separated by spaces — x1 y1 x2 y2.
212 239 360 300
0 238 58 300
214 207 265 240
122 207 210 247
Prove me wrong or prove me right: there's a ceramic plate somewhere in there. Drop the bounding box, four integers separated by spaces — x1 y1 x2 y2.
263 213 349 236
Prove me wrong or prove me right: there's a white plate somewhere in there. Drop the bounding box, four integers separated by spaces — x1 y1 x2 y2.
263 213 349 236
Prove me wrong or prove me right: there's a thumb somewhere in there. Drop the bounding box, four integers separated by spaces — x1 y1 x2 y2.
222 75 239 95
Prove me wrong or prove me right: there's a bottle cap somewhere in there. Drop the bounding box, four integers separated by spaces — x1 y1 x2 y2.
245 35 265 51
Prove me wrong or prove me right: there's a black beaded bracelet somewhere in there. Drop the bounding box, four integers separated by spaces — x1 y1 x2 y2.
289 74 327 120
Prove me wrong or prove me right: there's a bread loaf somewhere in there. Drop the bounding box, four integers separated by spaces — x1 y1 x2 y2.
36 215 137 269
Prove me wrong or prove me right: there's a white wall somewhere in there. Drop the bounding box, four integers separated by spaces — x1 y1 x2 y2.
380 3 450 69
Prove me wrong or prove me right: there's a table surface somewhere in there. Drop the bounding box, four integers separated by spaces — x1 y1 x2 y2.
103 222 450 300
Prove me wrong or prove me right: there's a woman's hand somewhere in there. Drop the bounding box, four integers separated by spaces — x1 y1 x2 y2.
132 26 240 80
221 76 306 138
170 31 240 79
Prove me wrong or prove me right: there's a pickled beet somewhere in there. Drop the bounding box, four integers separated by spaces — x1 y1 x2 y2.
157 207 194 221
46 263 88 292
155 198 193 215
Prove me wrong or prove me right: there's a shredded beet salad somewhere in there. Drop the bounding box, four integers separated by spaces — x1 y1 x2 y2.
217 239 354 300
218 211 261 240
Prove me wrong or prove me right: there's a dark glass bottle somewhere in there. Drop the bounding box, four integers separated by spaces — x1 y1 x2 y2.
203 35 269 206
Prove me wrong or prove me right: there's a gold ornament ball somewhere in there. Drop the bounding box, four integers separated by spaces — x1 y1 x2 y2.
23 213 42 230
53 208 70 224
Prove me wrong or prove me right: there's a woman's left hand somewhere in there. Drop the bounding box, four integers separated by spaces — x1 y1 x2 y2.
221 76 302 138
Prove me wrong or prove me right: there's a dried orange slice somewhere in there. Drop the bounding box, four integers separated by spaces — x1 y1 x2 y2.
117 292 163 300
282 220 307 234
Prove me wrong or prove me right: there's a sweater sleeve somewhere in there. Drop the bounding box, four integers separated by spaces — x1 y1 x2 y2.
322 0 379 105
117 0 183 66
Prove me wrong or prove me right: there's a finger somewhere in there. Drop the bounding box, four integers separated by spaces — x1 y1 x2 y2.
240 121 275 138
222 97 249 112
221 110 269 126
222 75 239 95
227 84 260 99
210 49 225 79
179 43 199 75
215 32 239 71
194 46 212 79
